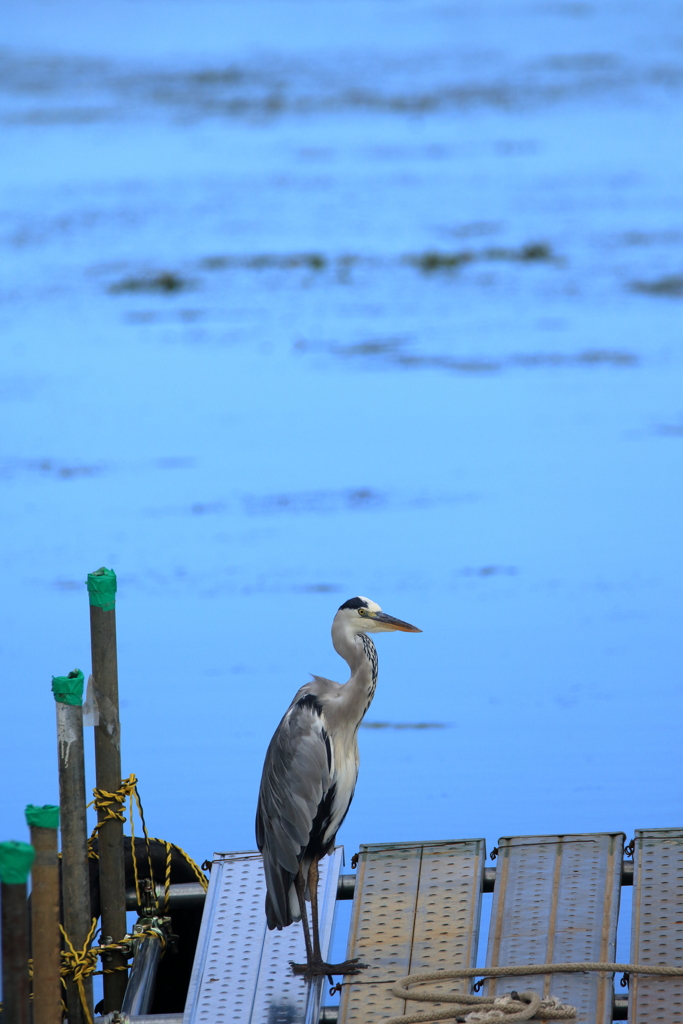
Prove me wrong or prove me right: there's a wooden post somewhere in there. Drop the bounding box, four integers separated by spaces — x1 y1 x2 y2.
25 805 62 1024
53 669 94 1024
0 841 34 1024
87 566 128 1010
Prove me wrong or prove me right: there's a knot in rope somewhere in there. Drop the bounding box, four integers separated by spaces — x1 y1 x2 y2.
134 925 169 953
88 773 138 830
456 992 574 1022
60 919 100 1024
385 973 576 1023
88 773 154 908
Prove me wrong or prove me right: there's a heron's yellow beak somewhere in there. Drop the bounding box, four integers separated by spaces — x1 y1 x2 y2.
365 611 422 632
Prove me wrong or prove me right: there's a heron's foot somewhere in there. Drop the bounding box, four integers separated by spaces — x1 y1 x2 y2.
290 957 368 979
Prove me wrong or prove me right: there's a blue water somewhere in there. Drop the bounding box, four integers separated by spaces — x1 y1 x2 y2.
1 0 682 977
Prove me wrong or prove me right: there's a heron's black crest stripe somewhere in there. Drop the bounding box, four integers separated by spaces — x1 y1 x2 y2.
338 596 369 610
295 693 324 715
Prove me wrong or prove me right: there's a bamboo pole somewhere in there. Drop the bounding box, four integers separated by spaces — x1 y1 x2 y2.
53 669 93 1024
25 805 62 1024
0 841 34 1024
87 566 128 1011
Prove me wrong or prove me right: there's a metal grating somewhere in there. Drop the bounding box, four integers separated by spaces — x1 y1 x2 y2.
338 839 485 1024
485 832 624 1024
183 847 343 1024
629 828 683 1022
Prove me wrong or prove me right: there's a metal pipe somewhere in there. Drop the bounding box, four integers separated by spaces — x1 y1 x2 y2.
125 882 207 911
148 865 628 906
613 994 628 1019
0 880 31 1024
88 566 128 1010
120 934 163 1016
315 994 628 1023
479 860 634 892
55 676 94 1024
27 810 62 1024
336 874 356 900
94 1015 183 1022
621 859 634 886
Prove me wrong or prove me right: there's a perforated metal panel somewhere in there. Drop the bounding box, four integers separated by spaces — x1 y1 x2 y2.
485 833 623 1024
183 848 343 1024
629 828 683 1022
338 839 485 1024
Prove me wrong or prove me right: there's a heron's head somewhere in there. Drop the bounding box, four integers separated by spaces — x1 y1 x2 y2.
334 596 421 635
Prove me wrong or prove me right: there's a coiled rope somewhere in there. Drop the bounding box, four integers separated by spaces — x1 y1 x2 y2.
342 962 683 1024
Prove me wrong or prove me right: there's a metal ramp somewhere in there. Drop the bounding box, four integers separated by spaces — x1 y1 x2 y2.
484 832 624 1024
139 826 683 1023
182 847 344 1024
337 839 486 1024
629 828 683 1022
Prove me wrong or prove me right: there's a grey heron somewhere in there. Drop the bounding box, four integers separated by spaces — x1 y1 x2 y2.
256 596 421 978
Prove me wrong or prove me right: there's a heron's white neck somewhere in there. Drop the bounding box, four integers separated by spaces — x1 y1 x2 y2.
331 620 378 725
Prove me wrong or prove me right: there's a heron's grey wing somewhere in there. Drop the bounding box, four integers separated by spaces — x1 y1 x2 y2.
256 693 332 928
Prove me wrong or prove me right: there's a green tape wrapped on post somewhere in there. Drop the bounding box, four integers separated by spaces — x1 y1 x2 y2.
87 566 117 611
0 841 35 884
51 669 84 706
24 804 60 829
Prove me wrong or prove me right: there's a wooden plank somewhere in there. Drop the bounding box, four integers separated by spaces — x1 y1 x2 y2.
338 839 485 1024
485 832 624 1024
629 828 683 1022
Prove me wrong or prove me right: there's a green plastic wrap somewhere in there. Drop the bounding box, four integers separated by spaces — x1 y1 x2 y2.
24 804 60 829
86 566 117 611
0 841 35 884
51 669 84 706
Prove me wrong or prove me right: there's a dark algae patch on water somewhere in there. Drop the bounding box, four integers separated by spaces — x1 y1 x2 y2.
406 241 558 273
297 335 637 373
630 274 683 296
199 253 327 271
361 721 449 730
108 271 193 294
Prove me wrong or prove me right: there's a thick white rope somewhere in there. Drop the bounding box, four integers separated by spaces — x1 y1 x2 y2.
384 987 571 1023
356 961 683 1024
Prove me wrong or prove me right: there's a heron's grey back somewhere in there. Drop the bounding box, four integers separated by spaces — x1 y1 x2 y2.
256 682 336 927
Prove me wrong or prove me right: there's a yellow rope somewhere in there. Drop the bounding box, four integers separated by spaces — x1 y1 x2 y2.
59 918 169 1024
86 774 209 899
164 841 172 912
88 775 138 829
145 836 210 892
57 774 208 1022
60 918 99 1024
88 774 158 908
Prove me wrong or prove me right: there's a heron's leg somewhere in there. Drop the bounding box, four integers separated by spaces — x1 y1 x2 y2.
291 857 369 979
294 866 314 967
308 857 323 962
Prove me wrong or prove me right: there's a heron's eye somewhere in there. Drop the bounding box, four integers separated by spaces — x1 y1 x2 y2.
358 608 366 616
